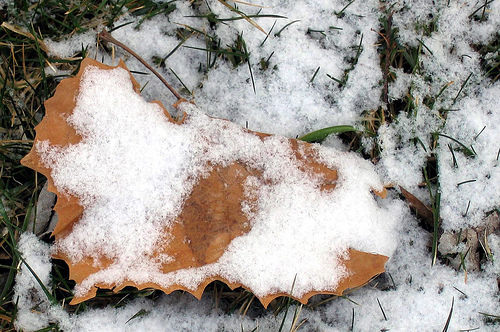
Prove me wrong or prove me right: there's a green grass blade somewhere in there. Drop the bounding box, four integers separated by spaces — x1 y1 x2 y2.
278 275 297 332
441 297 454 332
17 252 58 305
435 133 476 157
298 125 357 143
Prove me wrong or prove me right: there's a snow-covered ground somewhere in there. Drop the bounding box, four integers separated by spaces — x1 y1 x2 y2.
15 0 500 331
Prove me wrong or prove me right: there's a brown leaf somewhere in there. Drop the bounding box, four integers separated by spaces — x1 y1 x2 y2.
21 58 389 307
399 186 435 229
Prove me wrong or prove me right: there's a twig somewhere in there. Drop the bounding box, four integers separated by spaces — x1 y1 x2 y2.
98 29 183 101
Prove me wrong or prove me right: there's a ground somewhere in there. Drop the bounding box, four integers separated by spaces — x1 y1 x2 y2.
0 0 499 331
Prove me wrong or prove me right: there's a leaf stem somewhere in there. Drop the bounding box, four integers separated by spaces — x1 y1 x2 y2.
98 29 183 101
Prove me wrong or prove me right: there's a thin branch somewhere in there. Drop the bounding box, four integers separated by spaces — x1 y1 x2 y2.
98 29 183 101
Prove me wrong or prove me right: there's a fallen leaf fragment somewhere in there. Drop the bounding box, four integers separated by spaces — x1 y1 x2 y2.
22 58 391 307
399 186 434 229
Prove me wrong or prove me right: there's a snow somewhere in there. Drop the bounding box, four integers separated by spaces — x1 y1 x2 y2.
14 233 69 331
439 82 500 229
15 209 500 331
14 0 500 331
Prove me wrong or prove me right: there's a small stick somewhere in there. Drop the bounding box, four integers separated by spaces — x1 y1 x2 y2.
98 29 183 101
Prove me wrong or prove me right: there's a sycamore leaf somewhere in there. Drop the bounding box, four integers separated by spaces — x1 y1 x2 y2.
21 58 391 307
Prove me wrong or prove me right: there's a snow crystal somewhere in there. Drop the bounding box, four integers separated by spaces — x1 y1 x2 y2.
45 31 96 59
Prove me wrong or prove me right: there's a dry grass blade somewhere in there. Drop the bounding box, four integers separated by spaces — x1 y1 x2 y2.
1 22 49 53
233 0 269 8
217 0 268 34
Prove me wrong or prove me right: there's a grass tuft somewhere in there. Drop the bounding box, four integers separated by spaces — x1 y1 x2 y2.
475 33 500 82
